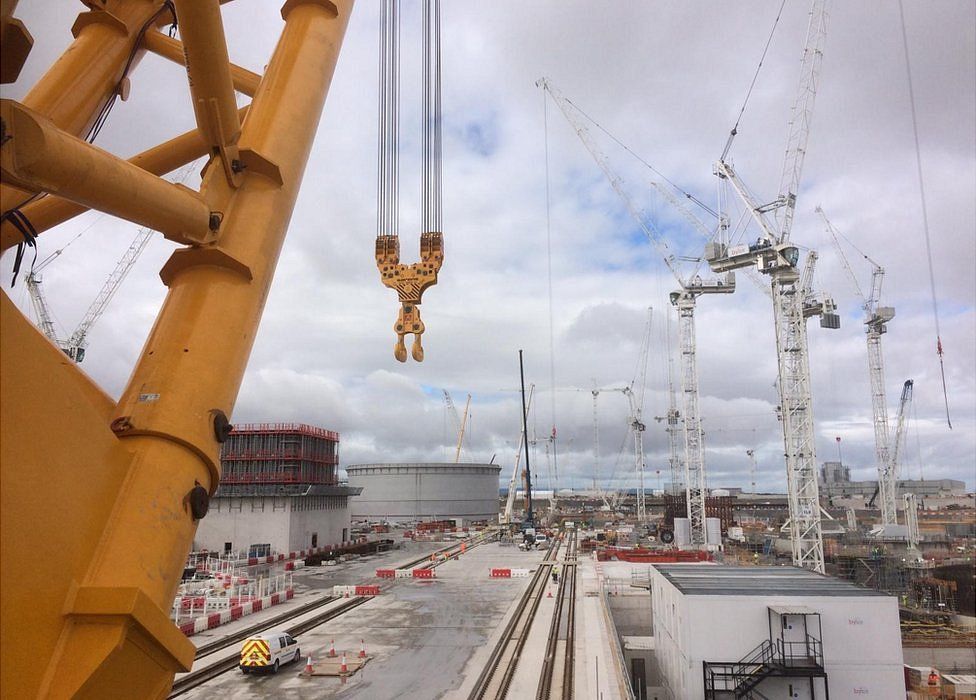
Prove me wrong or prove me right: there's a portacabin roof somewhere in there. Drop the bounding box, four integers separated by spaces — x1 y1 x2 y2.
652 565 889 597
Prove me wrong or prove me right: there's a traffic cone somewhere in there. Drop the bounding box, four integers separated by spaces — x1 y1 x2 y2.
328 639 337 658
359 639 367 658
547 589 553 598
304 655 314 675
340 652 348 675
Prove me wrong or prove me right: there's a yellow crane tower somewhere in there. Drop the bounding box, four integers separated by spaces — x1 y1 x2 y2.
0 1 353 697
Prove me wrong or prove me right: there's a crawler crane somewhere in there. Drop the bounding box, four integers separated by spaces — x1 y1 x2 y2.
0 1 354 696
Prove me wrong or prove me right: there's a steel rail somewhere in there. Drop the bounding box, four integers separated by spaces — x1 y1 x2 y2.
535 530 577 700
468 534 563 700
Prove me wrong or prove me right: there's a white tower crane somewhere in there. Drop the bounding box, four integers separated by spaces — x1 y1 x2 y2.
818 206 899 527
890 379 915 496
540 77 736 547
622 307 653 523
746 449 759 494
705 0 836 572
24 227 153 362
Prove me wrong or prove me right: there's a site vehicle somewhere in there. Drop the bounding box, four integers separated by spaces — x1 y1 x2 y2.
240 632 301 674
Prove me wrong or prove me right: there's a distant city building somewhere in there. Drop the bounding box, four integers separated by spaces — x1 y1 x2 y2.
193 423 360 556
818 461 965 500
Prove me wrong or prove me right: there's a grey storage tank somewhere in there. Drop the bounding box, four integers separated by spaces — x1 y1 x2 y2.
346 462 501 525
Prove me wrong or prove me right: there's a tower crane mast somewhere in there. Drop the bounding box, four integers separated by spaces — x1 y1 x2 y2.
706 0 835 573
656 311 683 496
541 77 735 547
25 273 61 346
818 206 898 526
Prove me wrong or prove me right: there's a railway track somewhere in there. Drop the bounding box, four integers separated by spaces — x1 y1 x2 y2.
536 529 577 700
467 533 564 700
169 531 497 697
169 596 368 697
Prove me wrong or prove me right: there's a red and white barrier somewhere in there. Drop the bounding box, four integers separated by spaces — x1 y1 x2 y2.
413 568 435 579
511 568 531 578
179 587 294 638
490 568 512 578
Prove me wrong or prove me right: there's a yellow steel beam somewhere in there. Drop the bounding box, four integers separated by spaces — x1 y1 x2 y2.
143 29 261 97
172 0 243 187
0 0 33 84
0 106 249 251
0 0 171 215
0 100 216 245
1 0 351 697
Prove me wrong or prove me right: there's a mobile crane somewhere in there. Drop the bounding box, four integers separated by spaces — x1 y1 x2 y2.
0 1 354 697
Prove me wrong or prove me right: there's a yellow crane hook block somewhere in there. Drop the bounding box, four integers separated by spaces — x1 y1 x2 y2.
376 230 443 362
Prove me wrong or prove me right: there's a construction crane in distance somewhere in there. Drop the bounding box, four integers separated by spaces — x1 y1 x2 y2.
540 77 735 548
502 384 534 525
655 310 683 496
24 162 197 362
622 307 653 522
705 0 837 573
442 389 472 462
818 206 899 528
746 449 758 494
26 226 154 361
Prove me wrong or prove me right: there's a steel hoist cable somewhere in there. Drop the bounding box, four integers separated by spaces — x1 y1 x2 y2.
375 0 444 363
898 0 951 429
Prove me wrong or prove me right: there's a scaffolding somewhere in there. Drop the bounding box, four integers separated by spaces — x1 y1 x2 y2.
220 423 339 486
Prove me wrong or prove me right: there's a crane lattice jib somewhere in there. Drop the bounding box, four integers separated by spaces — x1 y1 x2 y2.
676 294 707 546
773 270 826 572
66 226 154 356
777 0 830 243
539 79 683 285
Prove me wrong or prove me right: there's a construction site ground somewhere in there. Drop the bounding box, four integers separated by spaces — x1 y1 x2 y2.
176 539 628 699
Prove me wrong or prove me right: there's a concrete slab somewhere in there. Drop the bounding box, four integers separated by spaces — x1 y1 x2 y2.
179 540 548 699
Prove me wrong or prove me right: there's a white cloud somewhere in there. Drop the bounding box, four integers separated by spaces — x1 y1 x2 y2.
4 1 973 495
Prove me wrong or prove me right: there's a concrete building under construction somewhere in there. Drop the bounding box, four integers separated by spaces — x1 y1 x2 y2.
194 423 361 556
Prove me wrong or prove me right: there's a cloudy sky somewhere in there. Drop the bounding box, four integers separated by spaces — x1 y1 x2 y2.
5 1 974 494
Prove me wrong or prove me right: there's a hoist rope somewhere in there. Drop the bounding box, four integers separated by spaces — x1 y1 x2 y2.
376 0 400 237
421 0 442 232
565 97 717 219
898 0 951 429
721 0 788 161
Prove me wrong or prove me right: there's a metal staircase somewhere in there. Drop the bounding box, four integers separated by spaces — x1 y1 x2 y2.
703 635 826 699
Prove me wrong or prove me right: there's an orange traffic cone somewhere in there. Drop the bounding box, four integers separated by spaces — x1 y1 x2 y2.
328 639 337 658
304 655 314 675
340 652 348 675
547 588 553 598
359 639 367 658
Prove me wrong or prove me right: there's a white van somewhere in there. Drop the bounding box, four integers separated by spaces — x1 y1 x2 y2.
240 631 301 674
